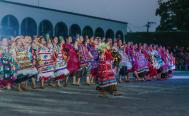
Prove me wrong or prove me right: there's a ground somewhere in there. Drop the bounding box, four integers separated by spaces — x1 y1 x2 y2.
0 72 189 116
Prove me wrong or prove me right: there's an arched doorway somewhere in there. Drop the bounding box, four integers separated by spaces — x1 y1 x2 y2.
21 17 37 36
95 27 104 38
82 26 93 38
69 24 81 37
116 30 124 42
1 15 19 36
55 22 68 38
106 29 114 40
39 20 53 37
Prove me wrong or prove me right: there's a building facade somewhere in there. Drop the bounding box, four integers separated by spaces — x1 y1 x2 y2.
0 1 128 41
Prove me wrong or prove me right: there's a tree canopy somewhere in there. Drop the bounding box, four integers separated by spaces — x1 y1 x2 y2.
156 0 189 31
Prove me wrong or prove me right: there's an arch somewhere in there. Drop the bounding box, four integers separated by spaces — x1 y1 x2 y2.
55 22 68 38
21 17 37 36
95 27 104 38
1 15 19 36
82 26 93 38
105 29 114 40
69 24 81 37
116 30 124 42
39 20 53 37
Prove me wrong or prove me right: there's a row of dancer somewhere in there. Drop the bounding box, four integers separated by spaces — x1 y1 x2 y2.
0 36 175 96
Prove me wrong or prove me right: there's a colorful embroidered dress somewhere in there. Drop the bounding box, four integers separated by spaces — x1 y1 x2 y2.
77 43 92 77
134 51 149 73
78 44 91 67
87 43 99 76
15 48 38 83
147 50 158 77
37 46 55 80
65 44 79 74
0 47 16 84
151 50 164 70
54 45 69 78
118 49 132 70
97 50 117 88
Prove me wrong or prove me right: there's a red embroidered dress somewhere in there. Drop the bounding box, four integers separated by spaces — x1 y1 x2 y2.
97 50 117 88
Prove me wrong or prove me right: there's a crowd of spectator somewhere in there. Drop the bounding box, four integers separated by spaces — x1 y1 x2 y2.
169 46 189 71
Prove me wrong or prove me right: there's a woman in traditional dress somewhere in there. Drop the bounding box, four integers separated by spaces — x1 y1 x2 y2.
24 36 38 89
0 38 16 90
159 47 169 79
146 46 158 79
140 44 153 80
151 46 165 79
65 36 80 85
118 46 133 82
96 42 121 97
111 41 121 74
35 37 55 89
13 37 38 91
133 46 149 81
53 37 69 87
76 36 93 86
87 37 99 84
167 51 176 77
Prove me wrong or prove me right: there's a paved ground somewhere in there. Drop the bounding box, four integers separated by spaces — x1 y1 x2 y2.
0 72 189 116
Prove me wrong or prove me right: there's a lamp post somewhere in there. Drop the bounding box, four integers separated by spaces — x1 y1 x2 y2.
145 21 156 32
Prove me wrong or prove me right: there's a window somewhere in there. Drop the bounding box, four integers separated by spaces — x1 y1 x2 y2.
39 20 53 37
55 22 68 38
69 24 81 37
1 15 19 36
82 26 93 38
21 17 37 36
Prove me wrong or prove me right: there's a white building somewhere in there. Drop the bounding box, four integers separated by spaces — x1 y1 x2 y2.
0 1 128 41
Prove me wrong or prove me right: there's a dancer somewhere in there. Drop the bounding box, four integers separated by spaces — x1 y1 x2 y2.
111 41 121 74
14 37 38 91
53 37 69 87
151 46 165 79
76 36 93 86
118 46 132 82
96 42 121 97
87 37 99 84
65 36 80 86
35 37 55 89
133 46 149 80
24 36 38 89
0 38 16 90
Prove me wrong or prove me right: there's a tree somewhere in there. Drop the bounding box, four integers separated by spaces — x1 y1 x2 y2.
156 0 189 31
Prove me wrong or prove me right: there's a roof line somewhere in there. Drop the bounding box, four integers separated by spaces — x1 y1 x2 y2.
1 1 128 24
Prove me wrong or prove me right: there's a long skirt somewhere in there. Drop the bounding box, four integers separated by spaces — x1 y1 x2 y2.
38 65 55 81
96 61 117 89
137 66 149 77
67 50 80 74
15 67 38 83
54 67 69 80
